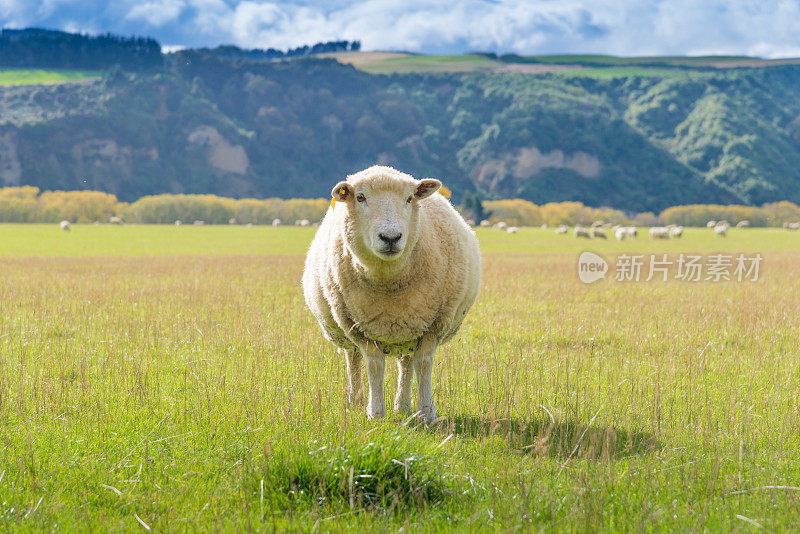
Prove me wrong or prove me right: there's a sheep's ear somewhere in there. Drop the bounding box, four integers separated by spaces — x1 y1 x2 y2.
331 181 352 201
415 179 441 200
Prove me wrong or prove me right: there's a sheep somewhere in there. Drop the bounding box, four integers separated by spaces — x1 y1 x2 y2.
60 220 71 231
706 220 717 228
175 220 182 226
574 225 591 238
714 223 728 237
736 220 749 228
109 216 123 225
625 226 638 238
479 220 490 227
590 227 607 239
507 226 518 234
669 226 684 238
272 218 281 227
540 224 548 229
494 221 507 230
555 224 568 234
785 221 800 230
229 218 237 225
303 165 481 422
246 222 254 228
296 219 310 227
614 227 626 241
649 227 670 239
194 220 205 226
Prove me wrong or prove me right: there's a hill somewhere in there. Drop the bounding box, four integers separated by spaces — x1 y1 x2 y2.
1 33 800 211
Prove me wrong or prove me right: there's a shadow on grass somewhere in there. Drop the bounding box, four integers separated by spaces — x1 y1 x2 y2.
436 414 660 460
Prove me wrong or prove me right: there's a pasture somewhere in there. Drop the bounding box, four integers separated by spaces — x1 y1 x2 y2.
0 69 100 86
0 224 798 531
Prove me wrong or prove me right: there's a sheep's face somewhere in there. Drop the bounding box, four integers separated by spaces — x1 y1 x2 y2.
332 175 441 262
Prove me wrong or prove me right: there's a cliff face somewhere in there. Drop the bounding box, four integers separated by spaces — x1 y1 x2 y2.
2 55 800 211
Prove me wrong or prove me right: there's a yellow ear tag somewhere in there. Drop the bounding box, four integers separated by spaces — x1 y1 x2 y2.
331 198 336 210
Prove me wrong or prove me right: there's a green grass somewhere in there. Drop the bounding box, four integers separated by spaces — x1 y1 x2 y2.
0 68 100 86
358 54 500 74
1 225 799 531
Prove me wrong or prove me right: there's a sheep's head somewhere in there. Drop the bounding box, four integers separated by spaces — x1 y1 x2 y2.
332 166 440 263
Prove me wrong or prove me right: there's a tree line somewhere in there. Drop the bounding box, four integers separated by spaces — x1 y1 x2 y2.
1 187 798 227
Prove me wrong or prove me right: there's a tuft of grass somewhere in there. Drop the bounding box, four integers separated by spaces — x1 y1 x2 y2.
258 428 464 512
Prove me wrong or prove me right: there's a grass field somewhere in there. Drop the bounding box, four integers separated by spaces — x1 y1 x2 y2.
1 225 799 531
0 69 100 86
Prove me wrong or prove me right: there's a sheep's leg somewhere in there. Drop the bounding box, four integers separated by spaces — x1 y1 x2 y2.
394 354 414 413
414 337 438 422
343 348 364 405
363 345 386 419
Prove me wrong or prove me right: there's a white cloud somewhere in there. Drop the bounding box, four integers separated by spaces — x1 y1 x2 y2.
126 0 185 27
2 0 800 58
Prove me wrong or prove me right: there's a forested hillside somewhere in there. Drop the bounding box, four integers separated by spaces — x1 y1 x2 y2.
1 30 800 211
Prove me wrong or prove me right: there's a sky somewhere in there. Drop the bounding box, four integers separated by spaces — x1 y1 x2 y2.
1 0 800 58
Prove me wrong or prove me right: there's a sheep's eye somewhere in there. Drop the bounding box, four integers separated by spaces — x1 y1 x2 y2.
406 196 413 204
356 193 366 203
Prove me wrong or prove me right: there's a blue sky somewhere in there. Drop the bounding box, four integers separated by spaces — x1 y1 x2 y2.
1 0 800 57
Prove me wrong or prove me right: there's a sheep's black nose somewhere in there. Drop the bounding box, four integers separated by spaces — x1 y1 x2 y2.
379 232 402 245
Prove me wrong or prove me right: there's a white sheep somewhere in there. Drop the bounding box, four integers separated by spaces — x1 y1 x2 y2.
229 217 237 225
194 220 205 226
60 220 71 231
479 220 490 227
507 226 518 234
272 218 281 227
714 223 728 237
736 220 749 228
614 227 626 240
706 220 717 228
297 219 310 227
574 225 591 238
669 226 684 238
175 220 182 226
303 166 481 422
784 221 800 230
494 221 507 230
649 227 670 239
555 224 568 234
625 226 638 238
590 227 607 239
109 216 123 225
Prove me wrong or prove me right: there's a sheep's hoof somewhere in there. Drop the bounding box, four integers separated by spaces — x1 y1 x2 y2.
366 404 386 419
348 389 365 406
419 405 437 424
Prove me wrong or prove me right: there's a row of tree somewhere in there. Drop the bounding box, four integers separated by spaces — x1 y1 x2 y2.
1 187 799 227
200 41 361 61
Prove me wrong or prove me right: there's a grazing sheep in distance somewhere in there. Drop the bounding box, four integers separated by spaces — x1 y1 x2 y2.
109 216 124 225
625 226 638 238
574 225 591 238
296 219 310 227
590 227 607 239
649 227 670 239
714 223 728 237
229 218 237 224
707 220 717 228
736 220 749 228
615 227 626 240
494 221 507 230
272 218 281 227
60 220 71 231
507 226 518 234
784 221 800 230
175 220 182 226
479 220 490 227
303 165 481 422
555 224 568 234
194 220 205 226
669 226 684 238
